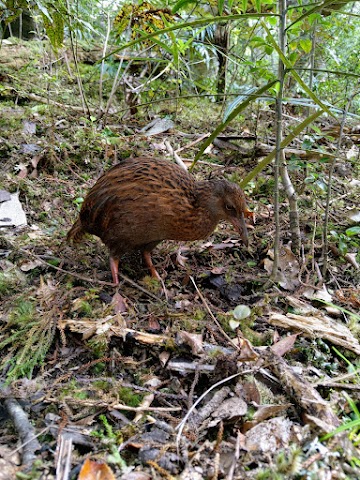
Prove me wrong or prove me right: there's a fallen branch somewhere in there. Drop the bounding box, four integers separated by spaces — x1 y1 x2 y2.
5 398 41 467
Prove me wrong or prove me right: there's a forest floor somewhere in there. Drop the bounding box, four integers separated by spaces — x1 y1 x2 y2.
1 39 360 480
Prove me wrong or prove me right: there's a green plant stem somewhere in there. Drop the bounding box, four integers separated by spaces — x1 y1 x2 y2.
272 0 286 278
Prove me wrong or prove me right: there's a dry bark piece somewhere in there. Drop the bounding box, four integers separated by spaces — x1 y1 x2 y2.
63 316 169 345
261 349 339 432
268 312 360 354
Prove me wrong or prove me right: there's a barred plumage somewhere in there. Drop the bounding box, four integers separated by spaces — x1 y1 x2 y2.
67 157 251 284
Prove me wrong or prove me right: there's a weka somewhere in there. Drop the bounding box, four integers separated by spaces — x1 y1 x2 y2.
67 157 251 285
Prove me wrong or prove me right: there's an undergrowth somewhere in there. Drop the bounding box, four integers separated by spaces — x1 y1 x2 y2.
0 297 57 380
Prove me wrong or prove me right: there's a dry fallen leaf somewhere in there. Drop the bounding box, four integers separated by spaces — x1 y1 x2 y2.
245 417 294 453
20 259 43 272
176 331 204 355
231 337 259 361
271 333 299 357
111 292 128 314
208 396 248 427
36 276 57 307
344 252 359 269
264 246 300 290
78 458 115 480
252 404 292 423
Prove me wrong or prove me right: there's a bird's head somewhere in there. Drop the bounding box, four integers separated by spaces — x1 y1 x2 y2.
209 180 252 246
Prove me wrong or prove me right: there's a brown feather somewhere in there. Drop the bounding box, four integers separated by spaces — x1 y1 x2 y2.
67 157 251 281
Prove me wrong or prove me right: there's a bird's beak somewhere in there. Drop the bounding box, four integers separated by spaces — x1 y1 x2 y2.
231 213 249 246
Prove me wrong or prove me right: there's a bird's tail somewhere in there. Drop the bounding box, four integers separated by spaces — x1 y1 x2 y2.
67 218 85 243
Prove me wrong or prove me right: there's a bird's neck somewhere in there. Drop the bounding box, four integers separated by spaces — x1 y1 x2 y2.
195 180 223 218
167 180 222 241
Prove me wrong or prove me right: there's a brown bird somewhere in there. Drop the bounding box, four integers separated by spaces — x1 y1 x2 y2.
67 157 252 285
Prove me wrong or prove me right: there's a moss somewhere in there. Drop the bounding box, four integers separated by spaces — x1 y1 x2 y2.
93 379 111 391
0 269 26 296
60 379 89 400
90 361 107 375
118 387 144 407
1 298 56 380
87 335 109 358
9 298 35 325
141 275 162 293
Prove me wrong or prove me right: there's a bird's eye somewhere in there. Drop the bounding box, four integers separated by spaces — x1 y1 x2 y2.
226 204 233 211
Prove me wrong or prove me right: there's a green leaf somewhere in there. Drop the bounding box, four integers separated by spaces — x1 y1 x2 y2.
42 9 64 50
48 258 61 267
338 238 348 255
190 80 277 170
229 319 240 330
172 0 197 13
287 0 338 30
223 87 257 120
102 127 116 138
346 226 360 237
161 13 179 62
36 1 52 22
106 13 280 63
240 109 324 188
242 0 248 12
288 52 299 64
268 16 277 26
262 21 335 120
247 261 257 267
299 38 312 54
218 0 224 15
250 35 267 46
308 13 322 25
232 305 251 320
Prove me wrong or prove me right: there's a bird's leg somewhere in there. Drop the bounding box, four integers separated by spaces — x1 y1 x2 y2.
143 250 168 301
143 251 161 280
109 256 128 312
110 257 120 285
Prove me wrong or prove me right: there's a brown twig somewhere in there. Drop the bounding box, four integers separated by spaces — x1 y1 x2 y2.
226 430 242 480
